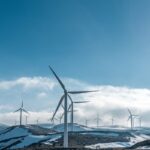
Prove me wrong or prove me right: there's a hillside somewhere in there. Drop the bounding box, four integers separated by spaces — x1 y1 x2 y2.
0 124 149 149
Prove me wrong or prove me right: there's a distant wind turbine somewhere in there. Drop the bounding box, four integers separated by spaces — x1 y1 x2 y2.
56 113 64 124
111 117 114 126
67 98 89 131
49 66 98 148
94 114 102 128
14 120 17 126
85 119 89 127
60 105 77 126
14 101 29 126
36 119 39 125
25 115 28 125
139 117 142 128
127 109 138 130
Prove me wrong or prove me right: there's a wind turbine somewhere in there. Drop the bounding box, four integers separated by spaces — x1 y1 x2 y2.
67 97 89 131
14 120 17 126
60 105 77 125
85 119 89 127
94 114 102 128
14 101 29 126
111 117 114 126
49 117 57 125
139 117 142 128
36 119 39 125
127 109 138 130
49 66 97 148
57 113 64 124
25 115 28 125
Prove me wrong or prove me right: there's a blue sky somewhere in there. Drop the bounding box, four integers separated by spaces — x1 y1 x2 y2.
0 0 150 87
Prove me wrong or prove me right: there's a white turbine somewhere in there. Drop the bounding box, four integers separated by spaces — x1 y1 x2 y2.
36 119 39 125
14 101 29 126
49 66 97 148
139 117 142 128
67 97 89 131
94 114 102 128
57 113 64 124
127 109 138 130
111 117 114 126
25 115 28 125
85 119 89 127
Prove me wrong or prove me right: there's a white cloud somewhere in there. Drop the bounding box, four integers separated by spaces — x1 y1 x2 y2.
0 77 56 91
0 111 53 125
37 92 48 99
0 76 150 127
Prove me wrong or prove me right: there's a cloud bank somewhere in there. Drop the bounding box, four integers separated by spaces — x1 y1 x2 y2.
0 76 150 127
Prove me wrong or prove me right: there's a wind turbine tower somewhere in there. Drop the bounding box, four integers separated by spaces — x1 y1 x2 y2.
36 119 39 125
94 114 101 128
127 109 138 130
112 118 114 126
14 101 29 126
25 116 28 125
138 117 142 128
85 119 89 127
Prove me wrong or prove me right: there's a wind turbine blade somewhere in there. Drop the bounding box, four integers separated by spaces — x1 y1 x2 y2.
68 90 98 94
68 109 77 112
67 94 73 102
49 66 66 91
128 108 132 115
60 113 64 119
51 94 65 121
22 108 29 114
61 104 64 109
127 116 131 121
74 101 89 103
14 108 21 113
67 104 72 111
21 100 23 108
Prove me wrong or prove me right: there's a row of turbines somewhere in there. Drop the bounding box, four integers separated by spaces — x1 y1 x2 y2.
12 66 142 148
13 100 142 130
85 112 142 128
48 66 144 148
13 101 142 130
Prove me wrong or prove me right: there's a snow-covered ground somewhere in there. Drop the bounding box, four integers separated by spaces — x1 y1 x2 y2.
0 124 149 149
37 123 54 129
85 129 150 149
52 123 94 132
0 125 61 149
0 123 8 133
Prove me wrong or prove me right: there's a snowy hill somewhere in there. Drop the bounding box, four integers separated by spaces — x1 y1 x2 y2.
52 123 94 132
36 123 54 129
0 124 149 149
85 127 150 149
0 125 61 149
0 123 8 132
